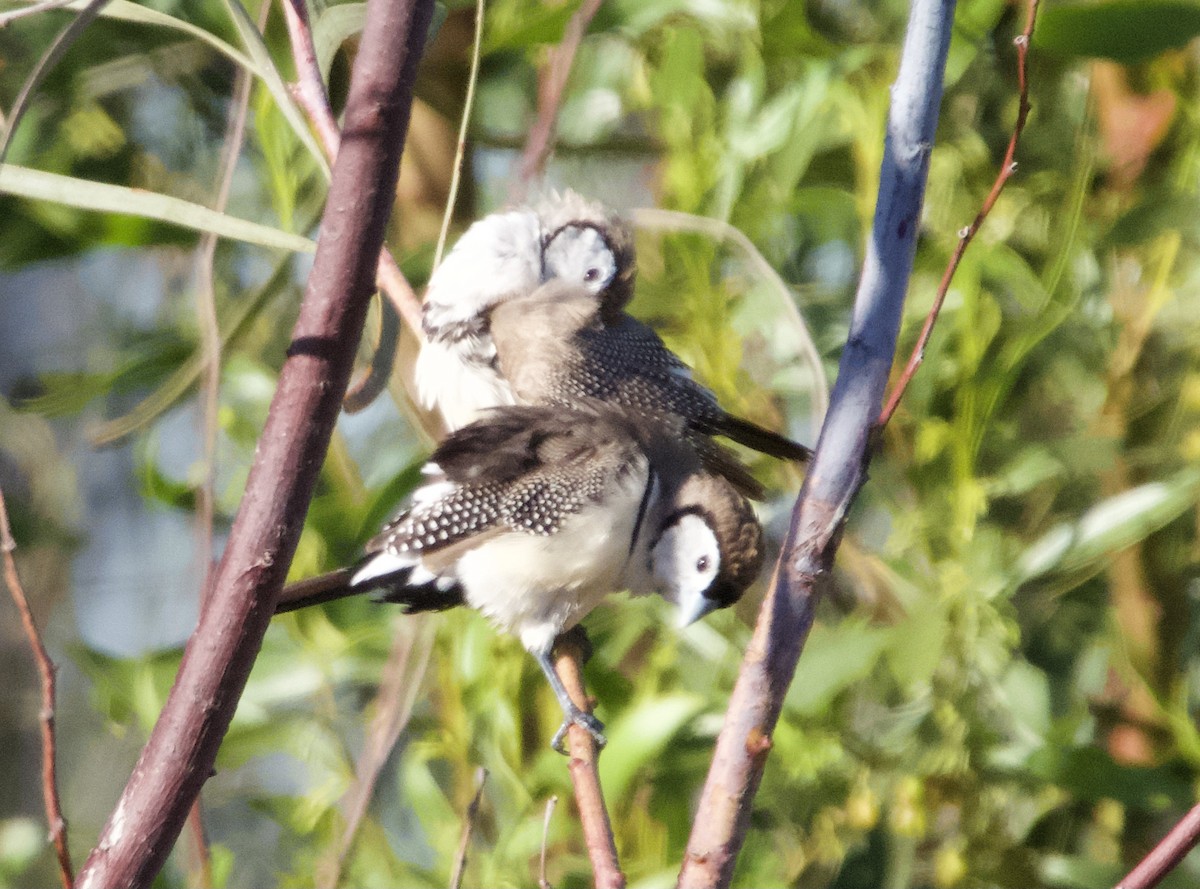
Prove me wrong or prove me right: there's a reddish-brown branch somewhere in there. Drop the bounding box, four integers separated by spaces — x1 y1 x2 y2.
1115 802 1200 889
281 0 424 336
878 0 1040 428
281 0 446 442
554 639 625 889
73 1 435 886
183 798 212 889
0 487 73 889
510 0 604 201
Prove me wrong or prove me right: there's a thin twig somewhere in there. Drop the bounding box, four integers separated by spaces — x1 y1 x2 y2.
553 638 625 889
195 0 263 611
280 0 423 336
448 767 488 889
185 6 266 881
184 797 212 889
509 0 604 201
279 0 343 167
279 0 423 427
677 2 957 886
331 619 435 873
0 0 110 167
73 1 436 884
0 487 73 889
878 0 1040 428
433 0 485 268
1115 801 1200 889
342 296 401 412
539 796 558 889
279 0 439 431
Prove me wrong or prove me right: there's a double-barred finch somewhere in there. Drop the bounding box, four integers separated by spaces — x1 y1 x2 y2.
416 193 634 431
415 192 810 475
277 402 763 750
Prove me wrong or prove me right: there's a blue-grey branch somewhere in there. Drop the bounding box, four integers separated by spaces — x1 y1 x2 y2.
677 2 957 886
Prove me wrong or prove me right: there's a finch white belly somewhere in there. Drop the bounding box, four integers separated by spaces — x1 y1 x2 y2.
455 468 647 655
416 340 517 431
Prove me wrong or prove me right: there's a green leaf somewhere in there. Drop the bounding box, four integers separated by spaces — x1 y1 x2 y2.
945 0 1008 86
598 694 703 799
981 244 1050 313
1035 0 1200 63
0 164 316 252
87 0 255 71
222 0 330 178
1038 854 1122 889
16 371 115 418
1027 743 1192 807
357 458 428 541
313 2 368 81
882 597 949 690
786 619 893 715
483 2 576 52
1103 191 1200 248
1014 467 1200 586
312 3 449 81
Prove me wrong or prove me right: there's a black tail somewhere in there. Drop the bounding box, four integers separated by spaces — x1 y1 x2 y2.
716 414 812 463
373 577 464 613
275 568 360 614
274 564 465 616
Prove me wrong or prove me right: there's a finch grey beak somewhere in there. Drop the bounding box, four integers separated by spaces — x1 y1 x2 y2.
677 594 720 628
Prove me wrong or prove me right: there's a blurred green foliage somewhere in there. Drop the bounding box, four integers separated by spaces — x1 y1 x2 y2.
2 0 1200 887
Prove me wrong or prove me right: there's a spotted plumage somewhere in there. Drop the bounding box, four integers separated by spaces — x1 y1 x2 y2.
415 192 809 472
336 402 763 749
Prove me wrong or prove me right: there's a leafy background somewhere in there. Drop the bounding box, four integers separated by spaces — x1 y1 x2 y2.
3 0 1200 887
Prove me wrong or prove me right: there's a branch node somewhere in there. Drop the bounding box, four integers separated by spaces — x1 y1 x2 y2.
744 727 773 758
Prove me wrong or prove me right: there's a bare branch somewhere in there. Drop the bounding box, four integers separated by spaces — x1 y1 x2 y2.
510 0 604 201
195 0 265 606
327 618 435 881
280 0 427 405
73 1 436 885
187 11 266 875
1115 801 1200 889
677 2 957 886
553 637 625 889
183 798 212 889
538 796 558 889
0 487 73 888
448 767 488 889
878 0 1040 427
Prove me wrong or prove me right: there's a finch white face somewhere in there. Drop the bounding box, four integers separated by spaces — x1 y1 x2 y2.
542 225 617 295
651 512 723 628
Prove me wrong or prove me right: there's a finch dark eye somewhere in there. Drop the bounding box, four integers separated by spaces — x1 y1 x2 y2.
584 267 600 283
696 555 710 572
